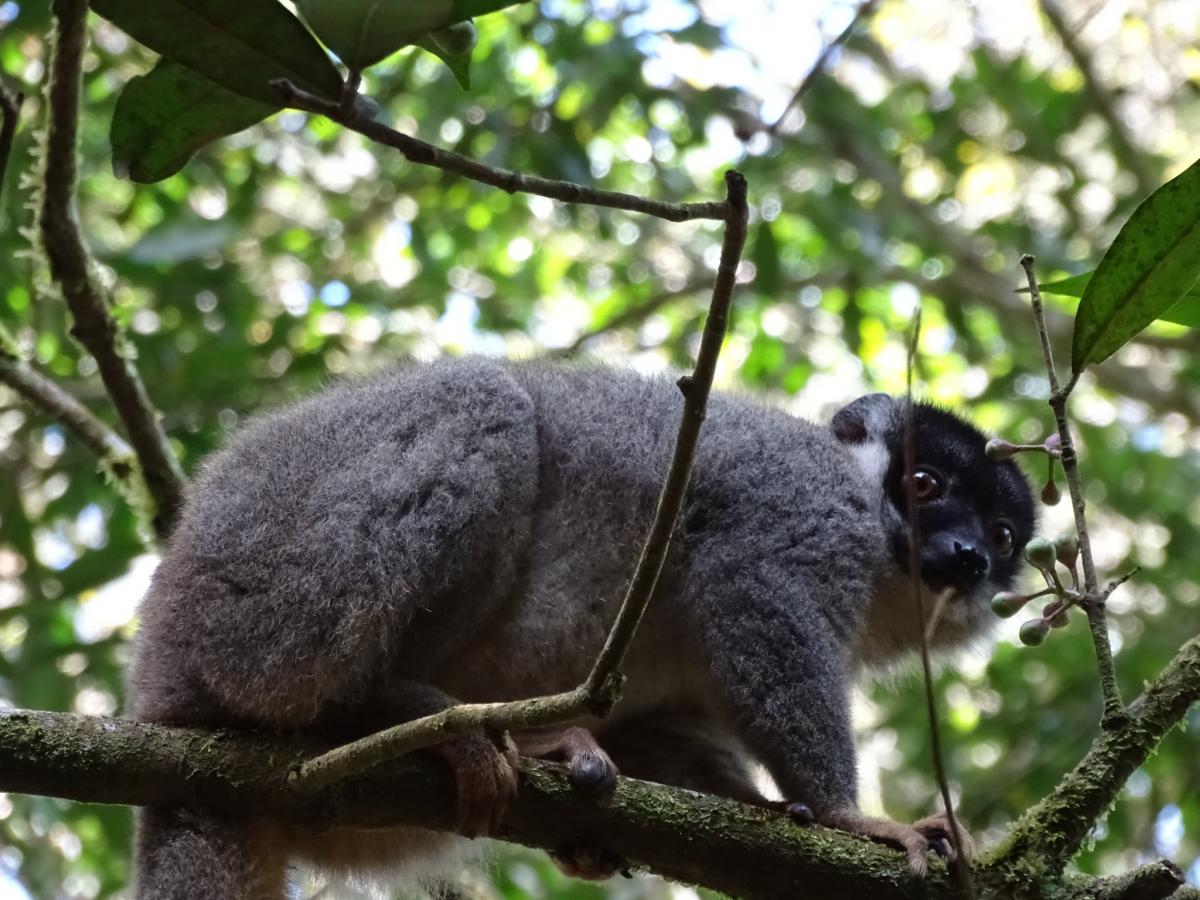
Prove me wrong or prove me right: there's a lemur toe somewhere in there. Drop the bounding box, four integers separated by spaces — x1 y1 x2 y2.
432 732 519 838
913 811 972 863
513 725 619 797
550 841 628 880
783 802 815 825
570 751 618 795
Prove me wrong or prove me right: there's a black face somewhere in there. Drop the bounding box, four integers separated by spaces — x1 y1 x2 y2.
883 405 1035 595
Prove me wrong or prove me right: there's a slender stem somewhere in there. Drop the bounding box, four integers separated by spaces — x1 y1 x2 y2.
768 0 879 135
271 79 726 223
42 0 186 540
0 84 24 207
582 170 748 698
0 350 137 480
1020 254 1124 723
903 309 976 899
292 172 749 793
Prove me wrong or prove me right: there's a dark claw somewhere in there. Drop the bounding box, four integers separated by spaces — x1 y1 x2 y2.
928 836 950 858
570 753 618 796
785 802 815 825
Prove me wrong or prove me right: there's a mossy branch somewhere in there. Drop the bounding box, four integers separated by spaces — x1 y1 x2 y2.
0 708 1194 900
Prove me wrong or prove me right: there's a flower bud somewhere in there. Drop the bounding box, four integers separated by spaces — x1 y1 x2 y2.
985 439 1018 462
1054 534 1079 567
1041 478 1061 506
1019 618 1051 646
991 591 1029 618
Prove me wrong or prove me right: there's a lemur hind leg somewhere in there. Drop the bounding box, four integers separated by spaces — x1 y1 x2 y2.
136 808 286 900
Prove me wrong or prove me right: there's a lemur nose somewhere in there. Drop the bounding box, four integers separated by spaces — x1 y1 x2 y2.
953 541 989 578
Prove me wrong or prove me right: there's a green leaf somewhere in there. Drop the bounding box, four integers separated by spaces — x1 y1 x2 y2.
450 0 528 19
417 36 472 90
1071 157 1200 371
751 220 780 295
1038 271 1200 330
91 0 342 105
111 62 276 183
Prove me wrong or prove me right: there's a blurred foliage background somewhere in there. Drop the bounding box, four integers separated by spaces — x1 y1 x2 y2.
1 0 1199 897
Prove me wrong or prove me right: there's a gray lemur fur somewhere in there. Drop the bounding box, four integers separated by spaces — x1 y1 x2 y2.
128 357 1034 897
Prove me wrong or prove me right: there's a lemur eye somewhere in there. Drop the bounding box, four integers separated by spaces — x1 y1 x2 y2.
908 468 943 503
992 522 1015 556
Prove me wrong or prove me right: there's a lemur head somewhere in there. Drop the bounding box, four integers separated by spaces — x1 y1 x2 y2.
832 393 1036 665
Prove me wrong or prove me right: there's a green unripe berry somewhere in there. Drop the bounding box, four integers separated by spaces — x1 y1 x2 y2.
1019 618 1051 646
1049 609 1070 628
985 439 1018 462
1054 534 1079 566
1041 478 1061 506
1025 537 1057 570
991 591 1028 618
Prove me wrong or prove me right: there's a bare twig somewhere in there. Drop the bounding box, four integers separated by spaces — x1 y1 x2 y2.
41 0 186 540
583 170 749 695
902 309 975 899
291 171 749 793
0 347 137 482
767 0 879 135
0 83 24 208
271 79 726 223
1020 254 1124 724
1037 0 1158 197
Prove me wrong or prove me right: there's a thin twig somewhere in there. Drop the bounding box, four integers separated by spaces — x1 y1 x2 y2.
0 84 24 209
1037 0 1157 197
902 309 975 899
767 0 879 135
41 0 186 540
291 171 749 793
1020 255 1124 724
583 170 748 696
0 348 137 480
271 79 726 223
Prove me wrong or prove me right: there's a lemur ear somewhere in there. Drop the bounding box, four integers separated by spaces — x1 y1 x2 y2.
831 393 896 444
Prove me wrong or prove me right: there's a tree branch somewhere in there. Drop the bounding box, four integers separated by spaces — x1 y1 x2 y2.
0 82 23 207
0 345 138 487
40 0 186 540
0 708 1193 900
291 171 749 793
983 634 1200 875
1037 0 1158 197
270 79 726 223
767 0 879 135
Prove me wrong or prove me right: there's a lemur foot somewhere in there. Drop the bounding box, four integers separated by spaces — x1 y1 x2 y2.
913 811 973 863
550 841 630 880
431 731 519 838
818 808 970 876
513 726 619 796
